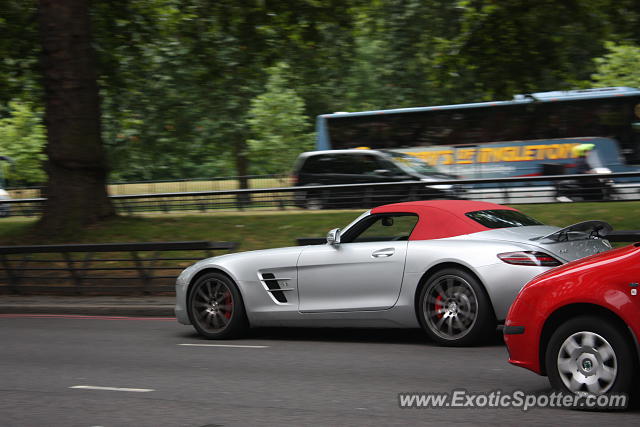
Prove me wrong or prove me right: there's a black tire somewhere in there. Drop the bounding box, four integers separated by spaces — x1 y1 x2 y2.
305 192 324 210
546 316 635 399
417 268 495 346
188 272 249 339
302 184 325 210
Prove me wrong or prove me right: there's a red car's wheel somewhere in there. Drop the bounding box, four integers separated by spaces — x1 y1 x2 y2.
546 316 635 398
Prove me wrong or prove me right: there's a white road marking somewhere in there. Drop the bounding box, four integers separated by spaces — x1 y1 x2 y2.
178 343 269 348
69 385 154 393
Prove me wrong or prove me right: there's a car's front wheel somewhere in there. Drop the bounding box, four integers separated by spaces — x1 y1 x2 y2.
546 316 635 398
417 268 495 346
188 272 248 339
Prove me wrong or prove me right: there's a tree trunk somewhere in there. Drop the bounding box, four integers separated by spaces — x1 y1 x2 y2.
38 0 115 233
233 138 251 207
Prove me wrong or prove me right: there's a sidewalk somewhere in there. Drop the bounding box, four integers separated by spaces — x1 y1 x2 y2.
0 295 175 317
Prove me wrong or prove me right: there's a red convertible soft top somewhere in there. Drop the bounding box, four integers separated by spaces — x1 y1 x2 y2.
371 200 520 240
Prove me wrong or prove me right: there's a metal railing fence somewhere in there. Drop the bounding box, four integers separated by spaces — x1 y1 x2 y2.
3 171 640 216
0 241 237 295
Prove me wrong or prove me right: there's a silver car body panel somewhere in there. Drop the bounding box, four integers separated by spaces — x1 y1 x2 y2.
175 213 612 328
297 241 409 312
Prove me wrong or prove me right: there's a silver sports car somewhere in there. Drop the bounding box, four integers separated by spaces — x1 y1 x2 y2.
175 200 612 346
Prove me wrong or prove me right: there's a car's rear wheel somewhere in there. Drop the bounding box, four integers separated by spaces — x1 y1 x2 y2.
546 316 635 398
417 268 494 346
188 272 248 339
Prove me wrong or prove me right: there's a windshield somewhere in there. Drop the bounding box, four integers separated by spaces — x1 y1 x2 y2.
466 210 542 229
586 150 604 169
385 151 439 175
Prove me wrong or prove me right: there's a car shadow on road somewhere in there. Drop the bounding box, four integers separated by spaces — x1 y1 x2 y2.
179 327 505 347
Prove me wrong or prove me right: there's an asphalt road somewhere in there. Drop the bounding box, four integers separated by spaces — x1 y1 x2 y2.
1 315 638 427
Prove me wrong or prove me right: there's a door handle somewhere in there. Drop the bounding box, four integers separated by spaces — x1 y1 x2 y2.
372 248 395 258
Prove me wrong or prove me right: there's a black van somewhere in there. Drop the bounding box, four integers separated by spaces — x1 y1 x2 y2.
292 149 462 209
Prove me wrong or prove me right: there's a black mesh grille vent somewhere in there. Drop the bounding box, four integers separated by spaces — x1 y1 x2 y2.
261 272 287 303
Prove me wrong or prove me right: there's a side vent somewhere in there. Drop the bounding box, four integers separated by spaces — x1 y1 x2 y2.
261 273 288 303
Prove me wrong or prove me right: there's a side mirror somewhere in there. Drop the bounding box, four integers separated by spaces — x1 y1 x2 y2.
326 228 341 245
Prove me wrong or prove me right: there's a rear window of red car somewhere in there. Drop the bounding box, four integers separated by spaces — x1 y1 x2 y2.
465 210 542 229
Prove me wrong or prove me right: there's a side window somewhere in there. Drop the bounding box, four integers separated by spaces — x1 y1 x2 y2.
342 214 419 243
356 155 381 175
331 154 380 174
378 159 405 175
303 155 333 174
331 155 353 174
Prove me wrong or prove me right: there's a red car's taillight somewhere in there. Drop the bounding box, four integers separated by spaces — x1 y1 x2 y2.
497 251 562 267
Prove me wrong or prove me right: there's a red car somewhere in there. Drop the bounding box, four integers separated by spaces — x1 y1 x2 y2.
504 243 640 398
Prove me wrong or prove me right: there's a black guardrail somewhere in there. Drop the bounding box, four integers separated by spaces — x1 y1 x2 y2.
4 171 640 216
0 241 237 295
603 231 640 242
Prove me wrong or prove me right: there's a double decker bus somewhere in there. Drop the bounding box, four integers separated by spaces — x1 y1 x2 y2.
315 87 640 178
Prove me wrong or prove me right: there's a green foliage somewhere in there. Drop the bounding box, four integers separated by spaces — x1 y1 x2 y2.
0 100 46 185
246 63 314 174
592 43 640 88
4 0 640 185
344 0 465 108
0 0 40 107
436 0 616 99
93 0 239 180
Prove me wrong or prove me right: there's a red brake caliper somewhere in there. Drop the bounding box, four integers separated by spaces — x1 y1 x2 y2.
435 295 443 319
224 293 232 319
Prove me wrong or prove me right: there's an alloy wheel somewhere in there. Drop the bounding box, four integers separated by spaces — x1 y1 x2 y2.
556 331 617 395
192 278 234 333
423 275 478 340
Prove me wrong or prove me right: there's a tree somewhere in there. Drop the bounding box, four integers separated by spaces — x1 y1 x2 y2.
591 42 640 88
343 0 465 109
38 0 115 232
0 0 40 109
246 63 314 174
435 0 618 100
6 0 638 191
0 100 46 185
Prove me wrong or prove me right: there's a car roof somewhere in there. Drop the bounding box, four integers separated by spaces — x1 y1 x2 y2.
371 200 521 240
297 149 386 157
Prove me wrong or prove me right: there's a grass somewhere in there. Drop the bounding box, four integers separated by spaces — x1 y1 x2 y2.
108 176 292 195
1 201 639 250
0 210 359 250
8 176 292 199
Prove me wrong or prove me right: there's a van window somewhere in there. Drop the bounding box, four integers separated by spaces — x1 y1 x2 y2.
340 154 380 174
301 155 333 174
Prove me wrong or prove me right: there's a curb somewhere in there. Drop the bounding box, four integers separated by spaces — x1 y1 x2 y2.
0 296 176 317
0 304 175 317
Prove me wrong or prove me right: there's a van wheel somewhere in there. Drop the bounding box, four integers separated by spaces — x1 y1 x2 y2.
304 192 324 210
